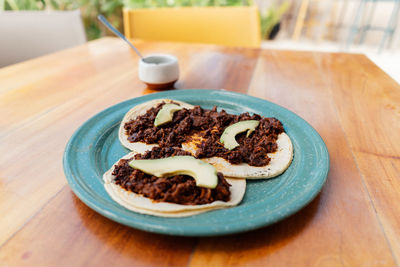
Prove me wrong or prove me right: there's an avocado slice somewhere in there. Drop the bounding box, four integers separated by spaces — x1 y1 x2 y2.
220 120 260 150
154 103 182 127
128 156 218 188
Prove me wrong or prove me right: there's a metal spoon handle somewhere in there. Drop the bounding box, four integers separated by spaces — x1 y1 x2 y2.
97 15 144 59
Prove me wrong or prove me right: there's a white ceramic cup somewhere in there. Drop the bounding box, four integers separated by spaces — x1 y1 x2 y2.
138 54 179 90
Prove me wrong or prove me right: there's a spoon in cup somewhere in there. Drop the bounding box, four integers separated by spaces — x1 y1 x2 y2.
97 15 147 62
97 15 179 90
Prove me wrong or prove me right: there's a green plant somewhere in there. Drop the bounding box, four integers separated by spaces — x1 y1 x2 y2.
1 0 123 40
1 0 285 41
123 0 252 8
260 1 290 39
78 0 123 40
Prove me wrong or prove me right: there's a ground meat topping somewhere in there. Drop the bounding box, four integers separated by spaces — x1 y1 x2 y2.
124 103 284 167
134 146 192 160
112 147 231 205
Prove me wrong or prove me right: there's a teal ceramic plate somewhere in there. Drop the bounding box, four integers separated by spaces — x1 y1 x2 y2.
63 89 329 236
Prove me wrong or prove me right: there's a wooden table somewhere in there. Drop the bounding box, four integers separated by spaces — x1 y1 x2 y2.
1 37 399 266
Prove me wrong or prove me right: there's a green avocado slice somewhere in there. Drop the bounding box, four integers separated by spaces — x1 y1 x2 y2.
128 156 218 188
220 120 260 150
154 103 182 127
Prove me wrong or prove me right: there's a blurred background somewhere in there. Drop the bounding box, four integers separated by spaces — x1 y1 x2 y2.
1 0 399 82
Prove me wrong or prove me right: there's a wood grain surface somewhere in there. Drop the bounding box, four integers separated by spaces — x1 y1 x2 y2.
0 37 399 266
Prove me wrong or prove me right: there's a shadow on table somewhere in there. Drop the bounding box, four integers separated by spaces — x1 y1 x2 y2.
197 192 322 258
72 192 195 266
140 84 177 95
73 188 321 264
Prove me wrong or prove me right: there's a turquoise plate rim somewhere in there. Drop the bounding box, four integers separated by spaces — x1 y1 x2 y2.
63 89 329 237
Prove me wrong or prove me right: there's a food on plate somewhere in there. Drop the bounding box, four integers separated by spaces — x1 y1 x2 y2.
129 156 218 188
119 99 194 153
119 99 293 179
103 147 246 217
220 120 260 150
190 133 293 179
154 103 183 127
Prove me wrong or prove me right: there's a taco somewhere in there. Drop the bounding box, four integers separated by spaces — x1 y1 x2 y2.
119 99 194 153
103 147 246 217
119 99 293 179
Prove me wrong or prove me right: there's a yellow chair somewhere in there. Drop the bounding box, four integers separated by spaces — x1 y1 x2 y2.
123 7 261 48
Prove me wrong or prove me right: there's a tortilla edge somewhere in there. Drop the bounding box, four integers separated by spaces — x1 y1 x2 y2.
118 99 195 152
103 152 246 217
118 99 293 179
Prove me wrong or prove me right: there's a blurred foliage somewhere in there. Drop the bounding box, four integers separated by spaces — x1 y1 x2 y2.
2 0 288 40
260 1 290 39
2 0 123 40
123 0 252 8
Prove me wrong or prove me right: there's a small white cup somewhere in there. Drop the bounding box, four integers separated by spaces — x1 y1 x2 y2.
139 54 179 90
